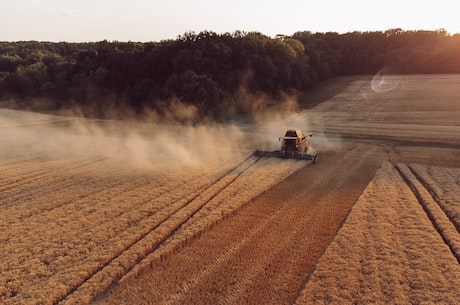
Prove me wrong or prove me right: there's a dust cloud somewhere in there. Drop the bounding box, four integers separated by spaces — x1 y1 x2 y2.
0 108 251 173
234 90 317 152
245 91 341 154
0 88 333 172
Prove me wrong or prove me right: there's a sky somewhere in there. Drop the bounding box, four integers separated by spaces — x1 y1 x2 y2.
1 0 459 42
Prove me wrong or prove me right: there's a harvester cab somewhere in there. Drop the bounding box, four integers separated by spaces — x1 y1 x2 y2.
254 128 318 162
280 129 311 155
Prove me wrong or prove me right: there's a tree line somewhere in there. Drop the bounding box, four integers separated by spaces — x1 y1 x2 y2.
1 29 459 121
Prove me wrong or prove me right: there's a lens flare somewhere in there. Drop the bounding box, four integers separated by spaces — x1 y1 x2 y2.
371 69 400 93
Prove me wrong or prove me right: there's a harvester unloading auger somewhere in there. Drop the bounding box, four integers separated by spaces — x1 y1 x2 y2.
254 128 318 162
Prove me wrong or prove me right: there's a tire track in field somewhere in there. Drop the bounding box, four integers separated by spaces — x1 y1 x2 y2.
0 145 128 201
0 152 48 173
160 203 290 305
151 164 321 305
0 160 130 222
106 156 306 297
1 169 205 304
2 166 153 226
0 140 123 187
55 155 260 305
222 146 376 305
98 144 382 305
0 157 118 199
0 159 62 193
396 164 460 264
1 157 240 304
407 165 460 233
0 154 115 196
1 155 205 294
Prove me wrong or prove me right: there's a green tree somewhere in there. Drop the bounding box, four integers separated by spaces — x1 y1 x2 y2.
3 72 33 97
165 70 225 118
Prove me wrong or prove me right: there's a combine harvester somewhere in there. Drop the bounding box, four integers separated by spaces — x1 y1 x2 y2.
254 128 318 162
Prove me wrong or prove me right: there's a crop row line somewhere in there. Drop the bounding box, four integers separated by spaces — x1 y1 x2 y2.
407 165 460 234
157 194 291 304
55 155 259 305
0 160 128 221
0 152 48 172
395 163 460 264
0 154 115 196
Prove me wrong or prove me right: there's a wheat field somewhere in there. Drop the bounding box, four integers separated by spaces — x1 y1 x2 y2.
1 74 459 304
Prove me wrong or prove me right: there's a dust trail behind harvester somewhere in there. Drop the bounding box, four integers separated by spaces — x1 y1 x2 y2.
0 85 344 173
0 108 249 173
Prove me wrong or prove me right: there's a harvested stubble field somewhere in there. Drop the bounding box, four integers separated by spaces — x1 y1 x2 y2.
1 74 459 305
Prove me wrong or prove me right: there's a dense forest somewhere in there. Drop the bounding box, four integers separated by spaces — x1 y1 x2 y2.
1 29 460 121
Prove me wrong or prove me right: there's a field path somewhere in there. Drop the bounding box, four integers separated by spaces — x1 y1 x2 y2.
95 143 386 305
294 162 460 304
2 74 460 305
397 164 460 263
0 113 312 305
94 74 460 305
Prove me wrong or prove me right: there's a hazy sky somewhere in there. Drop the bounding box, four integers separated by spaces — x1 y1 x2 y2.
1 0 458 42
